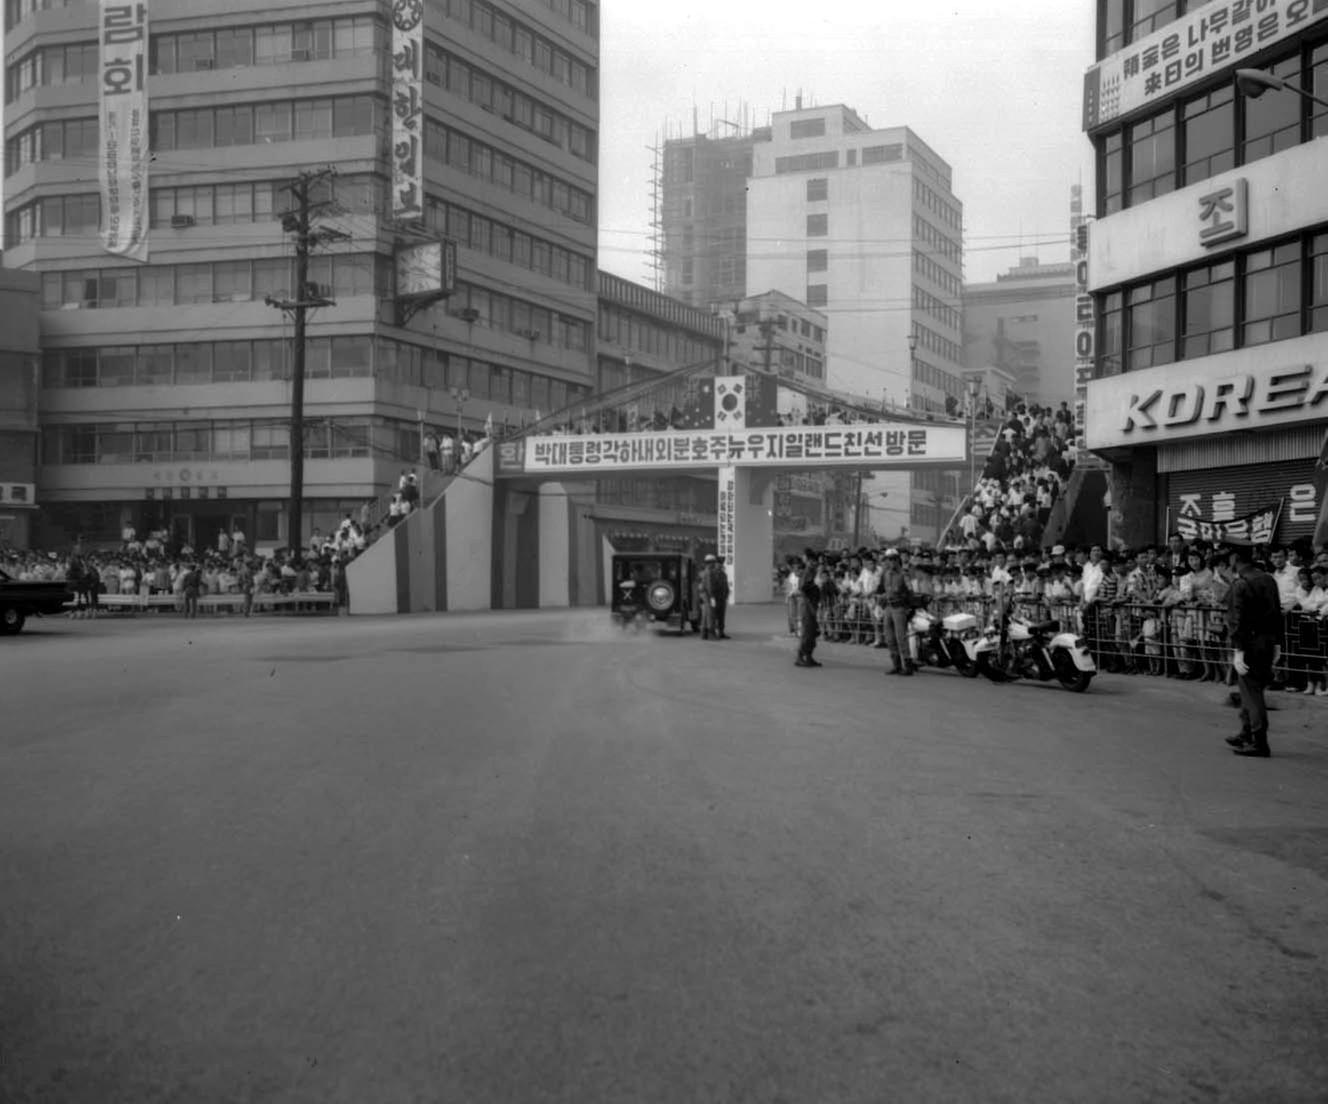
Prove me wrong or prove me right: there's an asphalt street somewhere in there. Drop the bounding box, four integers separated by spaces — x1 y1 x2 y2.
2 605 1327 1104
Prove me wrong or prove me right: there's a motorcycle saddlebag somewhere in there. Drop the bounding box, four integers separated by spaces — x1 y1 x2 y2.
942 612 978 633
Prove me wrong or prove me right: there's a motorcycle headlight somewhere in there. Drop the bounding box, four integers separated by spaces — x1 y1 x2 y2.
1074 637 1086 649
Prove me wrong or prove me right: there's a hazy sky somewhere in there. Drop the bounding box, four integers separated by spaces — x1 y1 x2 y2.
597 0 1096 289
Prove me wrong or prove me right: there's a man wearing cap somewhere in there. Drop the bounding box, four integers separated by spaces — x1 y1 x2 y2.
699 554 719 640
699 554 730 640
1226 544 1283 757
876 548 914 675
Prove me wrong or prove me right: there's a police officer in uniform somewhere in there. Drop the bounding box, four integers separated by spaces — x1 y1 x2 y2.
698 553 719 640
708 556 731 639
1226 544 1283 758
795 560 822 667
877 547 914 676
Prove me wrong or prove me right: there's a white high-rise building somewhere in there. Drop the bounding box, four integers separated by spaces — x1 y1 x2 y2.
746 104 966 542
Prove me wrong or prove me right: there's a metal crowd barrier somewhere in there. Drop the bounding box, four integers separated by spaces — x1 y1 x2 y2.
800 590 1328 686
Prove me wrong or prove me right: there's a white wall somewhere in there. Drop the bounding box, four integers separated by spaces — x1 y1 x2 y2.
538 483 571 608
1090 139 1328 291
445 445 494 611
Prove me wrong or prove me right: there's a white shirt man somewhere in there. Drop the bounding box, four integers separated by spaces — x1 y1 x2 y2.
857 560 882 603
1081 549 1106 606
1271 550 1301 612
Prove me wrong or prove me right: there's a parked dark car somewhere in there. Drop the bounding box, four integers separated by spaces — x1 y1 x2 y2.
0 568 72 634
610 553 698 633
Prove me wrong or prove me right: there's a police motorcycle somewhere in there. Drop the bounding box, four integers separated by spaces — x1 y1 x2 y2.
906 596 980 677
971 603 1096 692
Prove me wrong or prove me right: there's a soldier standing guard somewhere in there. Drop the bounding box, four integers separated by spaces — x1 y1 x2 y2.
1226 544 1284 758
878 547 914 676
709 557 731 639
795 566 822 668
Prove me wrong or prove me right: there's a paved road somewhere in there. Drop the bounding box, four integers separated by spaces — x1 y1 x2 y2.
2 607 1327 1104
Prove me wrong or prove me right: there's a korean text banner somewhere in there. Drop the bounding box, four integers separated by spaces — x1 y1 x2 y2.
1176 500 1282 546
99 0 149 262
1083 0 1328 131
390 0 425 221
497 424 968 475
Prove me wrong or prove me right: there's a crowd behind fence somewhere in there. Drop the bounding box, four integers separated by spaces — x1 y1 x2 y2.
807 590 1327 689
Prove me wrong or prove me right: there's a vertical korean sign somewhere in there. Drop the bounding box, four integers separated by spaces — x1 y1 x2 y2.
1070 185 1094 454
390 0 425 221
717 466 736 604
99 1 149 262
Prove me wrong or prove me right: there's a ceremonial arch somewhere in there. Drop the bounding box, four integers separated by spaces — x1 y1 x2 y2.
345 372 968 615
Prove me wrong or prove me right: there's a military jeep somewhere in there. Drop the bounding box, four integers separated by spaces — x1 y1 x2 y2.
610 553 699 633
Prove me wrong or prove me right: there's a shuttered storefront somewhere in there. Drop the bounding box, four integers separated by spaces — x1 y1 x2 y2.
1162 458 1321 544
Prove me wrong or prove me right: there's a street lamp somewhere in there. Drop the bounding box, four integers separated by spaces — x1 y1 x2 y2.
1234 67 1328 110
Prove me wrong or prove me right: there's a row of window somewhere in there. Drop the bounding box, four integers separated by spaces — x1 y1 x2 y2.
596 302 721 367
912 356 964 399
41 255 384 310
3 0 78 32
33 256 593 351
775 151 839 175
598 270 726 337
1097 229 1328 374
5 176 377 247
420 115 593 226
4 95 378 176
439 0 597 96
423 39 595 164
913 248 963 299
41 416 425 466
4 17 381 103
913 214 962 266
1100 0 1218 59
40 337 593 410
912 285 961 331
423 195 593 292
1098 42 1328 214
915 322 963 367
913 178 962 232
733 311 826 344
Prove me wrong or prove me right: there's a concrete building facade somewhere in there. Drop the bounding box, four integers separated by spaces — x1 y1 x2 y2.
658 128 762 309
0 267 41 549
1082 1 1328 548
963 256 1076 409
3 0 599 552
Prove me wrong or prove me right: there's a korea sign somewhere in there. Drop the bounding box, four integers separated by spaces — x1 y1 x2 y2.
494 423 968 476
1086 359 1328 450
98 0 149 261
389 0 425 221
1083 0 1328 131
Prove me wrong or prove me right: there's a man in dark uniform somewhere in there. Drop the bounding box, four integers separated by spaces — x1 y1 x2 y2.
698 553 718 640
795 560 822 667
708 557 731 639
877 547 914 675
1226 543 1284 758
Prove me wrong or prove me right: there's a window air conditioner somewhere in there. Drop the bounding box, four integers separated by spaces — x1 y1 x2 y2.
303 282 333 299
170 214 195 228
518 328 541 341
194 57 215 70
291 48 311 61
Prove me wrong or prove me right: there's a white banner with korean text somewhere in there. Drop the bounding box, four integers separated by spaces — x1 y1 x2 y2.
1084 0 1328 131
495 423 968 476
390 0 425 221
717 465 736 601
98 0 149 261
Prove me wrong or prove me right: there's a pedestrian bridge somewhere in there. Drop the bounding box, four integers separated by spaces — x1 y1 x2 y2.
345 367 970 614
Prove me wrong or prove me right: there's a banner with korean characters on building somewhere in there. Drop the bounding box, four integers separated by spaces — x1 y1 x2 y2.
494 423 967 477
1083 0 1328 131
390 0 425 221
717 465 736 602
98 0 149 261
1167 458 1321 544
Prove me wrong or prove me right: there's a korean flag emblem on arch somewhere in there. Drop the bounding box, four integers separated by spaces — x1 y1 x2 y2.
714 376 747 428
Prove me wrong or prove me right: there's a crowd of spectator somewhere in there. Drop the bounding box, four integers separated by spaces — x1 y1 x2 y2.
777 536 1328 693
950 401 1078 555
1 514 373 618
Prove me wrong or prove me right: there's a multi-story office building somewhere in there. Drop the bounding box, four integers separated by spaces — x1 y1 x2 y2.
745 103 967 544
592 270 723 552
1083 0 1328 548
745 104 966 414
0 267 41 548
658 128 763 309
725 289 827 384
963 256 1076 408
3 0 598 552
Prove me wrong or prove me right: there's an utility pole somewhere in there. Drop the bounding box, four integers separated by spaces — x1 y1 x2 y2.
265 168 347 559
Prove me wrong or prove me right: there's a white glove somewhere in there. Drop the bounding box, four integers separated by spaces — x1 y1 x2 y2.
1232 650 1248 677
